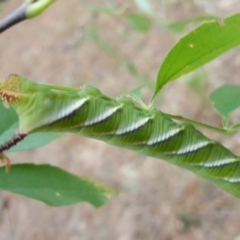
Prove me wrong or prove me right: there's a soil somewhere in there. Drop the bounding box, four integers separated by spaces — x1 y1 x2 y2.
1 0 240 240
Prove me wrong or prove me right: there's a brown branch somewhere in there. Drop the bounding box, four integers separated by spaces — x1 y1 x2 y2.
0 133 27 172
0 3 29 33
0 133 27 153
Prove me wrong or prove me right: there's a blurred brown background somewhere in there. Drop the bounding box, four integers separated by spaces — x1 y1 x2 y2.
1 0 240 239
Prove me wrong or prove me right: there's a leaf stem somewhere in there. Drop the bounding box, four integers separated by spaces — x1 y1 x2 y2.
164 113 235 135
229 121 240 132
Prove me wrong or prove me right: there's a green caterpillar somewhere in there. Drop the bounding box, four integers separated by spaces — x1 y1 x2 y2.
1 74 240 198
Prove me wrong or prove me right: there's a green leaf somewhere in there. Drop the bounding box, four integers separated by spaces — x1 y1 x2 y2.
126 13 151 33
209 84 240 119
134 0 154 16
126 85 147 107
8 132 63 152
0 100 18 134
0 164 116 207
151 13 240 102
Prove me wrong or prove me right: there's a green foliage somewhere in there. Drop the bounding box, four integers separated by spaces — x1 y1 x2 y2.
0 100 17 134
210 84 240 121
125 85 147 107
0 164 116 207
0 96 116 206
2 1 240 206
151 13 240 102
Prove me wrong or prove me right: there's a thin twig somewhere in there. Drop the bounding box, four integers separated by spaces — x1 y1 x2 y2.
0 133 27 153
0 3 28 33
0 0 55 33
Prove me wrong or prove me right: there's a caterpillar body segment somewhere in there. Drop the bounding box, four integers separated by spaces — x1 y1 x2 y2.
1 74 240 198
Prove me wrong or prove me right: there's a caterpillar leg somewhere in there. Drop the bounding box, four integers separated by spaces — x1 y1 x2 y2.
0 153 11 172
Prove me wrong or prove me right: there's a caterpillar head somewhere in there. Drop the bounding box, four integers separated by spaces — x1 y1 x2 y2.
0 74 43 107
0 74 22 107
0 74 54 132
0 74 82 133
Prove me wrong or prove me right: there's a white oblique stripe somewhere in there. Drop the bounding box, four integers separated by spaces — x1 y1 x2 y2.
116 117 149 135
47 97 89 124
224 177 240 183
84 106 121 126
147 127 183 145
203 157 238 168
175 141 211 155
59 98 89 118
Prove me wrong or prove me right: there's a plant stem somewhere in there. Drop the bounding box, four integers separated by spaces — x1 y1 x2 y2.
229 122 240 132
0 3 27 33
0 133 27 153
0 0 55 33
164 113 235 135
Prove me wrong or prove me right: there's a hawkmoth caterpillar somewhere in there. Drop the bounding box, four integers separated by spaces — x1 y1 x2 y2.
1 74 240 198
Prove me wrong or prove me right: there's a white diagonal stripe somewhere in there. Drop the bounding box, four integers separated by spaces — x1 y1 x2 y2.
175 141 211 155
203 158 238 168
45 97 89 124
84 106 121 126
116 117 149 135
147 127 183 145
57 98 89 119
223 177 240 183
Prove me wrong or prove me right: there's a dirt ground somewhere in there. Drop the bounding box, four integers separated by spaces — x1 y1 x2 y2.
1 0 240 240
